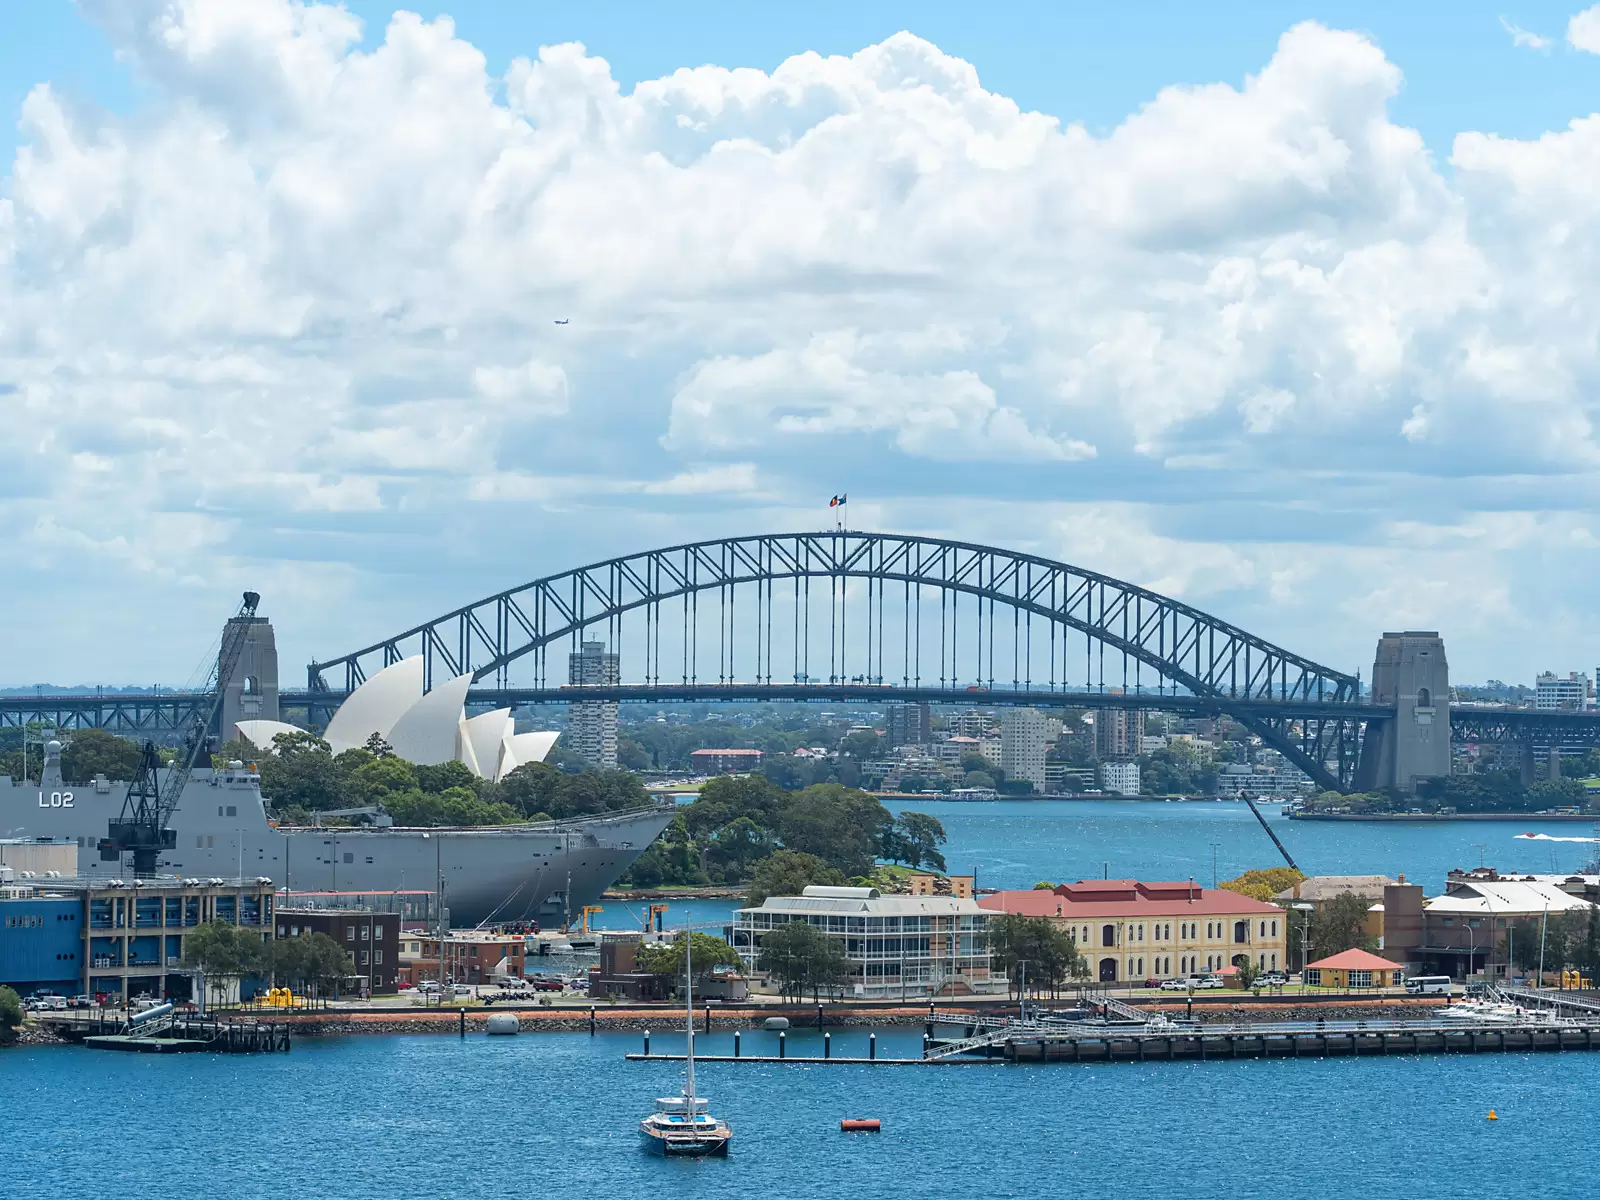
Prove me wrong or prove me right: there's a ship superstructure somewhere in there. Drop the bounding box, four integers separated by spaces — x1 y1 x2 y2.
0 741 673 928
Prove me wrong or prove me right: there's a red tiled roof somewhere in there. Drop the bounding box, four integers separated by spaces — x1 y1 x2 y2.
689 748 763 756
1305 948 1398 971
978 880 1282 919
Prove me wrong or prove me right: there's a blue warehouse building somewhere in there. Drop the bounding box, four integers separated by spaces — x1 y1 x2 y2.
0 894 84 996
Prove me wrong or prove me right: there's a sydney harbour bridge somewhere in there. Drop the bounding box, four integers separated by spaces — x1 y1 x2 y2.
3 531 1595 792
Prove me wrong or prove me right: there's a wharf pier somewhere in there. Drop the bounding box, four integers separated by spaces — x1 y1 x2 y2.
929 1019 1600 1063
625 1014 1600 1067
43 1012 291 1054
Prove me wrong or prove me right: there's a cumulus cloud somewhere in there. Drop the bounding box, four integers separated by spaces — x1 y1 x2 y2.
1570 6 1600 51
5 3 1600 679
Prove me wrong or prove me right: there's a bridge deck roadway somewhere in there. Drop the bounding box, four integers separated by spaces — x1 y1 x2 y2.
5 687 1600 746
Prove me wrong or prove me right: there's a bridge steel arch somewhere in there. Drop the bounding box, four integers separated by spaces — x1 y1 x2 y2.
309 532 1366 789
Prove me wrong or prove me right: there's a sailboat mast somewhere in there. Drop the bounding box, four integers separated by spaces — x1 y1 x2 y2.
684 930 695 1111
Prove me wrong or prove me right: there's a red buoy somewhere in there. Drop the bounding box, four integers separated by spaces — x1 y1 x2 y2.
840 1118 881 1132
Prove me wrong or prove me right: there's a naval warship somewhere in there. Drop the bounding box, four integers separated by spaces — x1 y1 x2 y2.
0 740 675 928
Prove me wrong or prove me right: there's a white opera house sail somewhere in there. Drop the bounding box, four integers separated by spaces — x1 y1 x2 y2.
233 656 560 782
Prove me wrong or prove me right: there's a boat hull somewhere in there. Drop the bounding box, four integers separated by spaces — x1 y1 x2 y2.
0 760 675 927
639 1127 731 1157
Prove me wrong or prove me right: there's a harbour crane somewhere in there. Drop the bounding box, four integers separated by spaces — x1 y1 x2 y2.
98 592 261 876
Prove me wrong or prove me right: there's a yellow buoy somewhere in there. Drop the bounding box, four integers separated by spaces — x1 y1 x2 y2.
1487 1110 1498 1121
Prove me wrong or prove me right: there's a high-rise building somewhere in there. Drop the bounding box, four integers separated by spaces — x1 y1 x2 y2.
1000 707 1049 793
1536 671 1591 711
568 640 620 768
886 702 932 747
947 709 993 739
1094 706 1146 760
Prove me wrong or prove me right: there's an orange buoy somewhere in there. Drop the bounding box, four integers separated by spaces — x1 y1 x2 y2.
1487 1110 1499 1121
840 1118 882 1132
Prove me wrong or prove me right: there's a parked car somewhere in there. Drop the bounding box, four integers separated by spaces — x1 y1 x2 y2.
42 996 69 1011
1142 977 1161 989
1191 976 1225 990
1159 978 1191 992
1258 972 1288 987
448 984 473 997
68 995 92 1009
529 976 564 992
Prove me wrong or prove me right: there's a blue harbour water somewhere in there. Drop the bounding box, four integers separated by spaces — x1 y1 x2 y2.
594 800 1599 931
5 1028 1596 1200
13 803 1600 1197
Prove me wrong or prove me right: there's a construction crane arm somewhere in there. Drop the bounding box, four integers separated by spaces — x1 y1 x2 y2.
1241 793 1301 874
101 592 260 873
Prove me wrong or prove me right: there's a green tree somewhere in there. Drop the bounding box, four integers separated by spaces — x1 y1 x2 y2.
702 817 775 881
989 913 1088 998
258 732 343 811
838 728 883 762
60 729 144 784
272 933 356 1001
415 760 480 795
1219 867 1305 904
1234 954 1261 989
635 932 743 989
381 788 521 827
755 919 851 1001
0 985 23 1041
885 812 947 871
183 921 270 1008
1307 892 1379 961
775 784 891 876
682 774 784 839
345 755 419 805
746 850 845 906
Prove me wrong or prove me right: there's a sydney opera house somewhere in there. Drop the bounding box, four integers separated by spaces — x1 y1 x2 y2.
235 657 558 782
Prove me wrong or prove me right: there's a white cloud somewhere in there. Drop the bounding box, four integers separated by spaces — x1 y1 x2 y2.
1501 17 1553 50
472 360 569 414
7 4 1600 679
1569 5 1600 51
641 463 761 495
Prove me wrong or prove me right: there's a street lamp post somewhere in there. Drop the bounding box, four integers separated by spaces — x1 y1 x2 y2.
1293 903 1313 993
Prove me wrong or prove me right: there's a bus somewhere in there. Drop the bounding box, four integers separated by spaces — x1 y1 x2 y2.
1403 975 1452 995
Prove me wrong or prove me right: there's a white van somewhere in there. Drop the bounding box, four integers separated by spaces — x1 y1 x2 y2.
1404 975 1452 995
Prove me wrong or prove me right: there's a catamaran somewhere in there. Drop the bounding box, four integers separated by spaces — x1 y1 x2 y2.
638 933 732 1156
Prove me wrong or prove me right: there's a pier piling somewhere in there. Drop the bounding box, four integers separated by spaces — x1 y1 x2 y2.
825 1032 832 1059
589 1006 596 1036
643 1029 650 1056
870 1033 876 1061
779 1031 786 1059
734 1031 741 1058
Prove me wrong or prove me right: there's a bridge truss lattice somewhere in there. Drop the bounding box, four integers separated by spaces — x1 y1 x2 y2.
308 532 1365 789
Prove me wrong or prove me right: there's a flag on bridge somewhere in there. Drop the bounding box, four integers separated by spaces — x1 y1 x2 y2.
829 494 848 508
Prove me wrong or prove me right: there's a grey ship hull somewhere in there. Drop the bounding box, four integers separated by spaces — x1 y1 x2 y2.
0 761 673 928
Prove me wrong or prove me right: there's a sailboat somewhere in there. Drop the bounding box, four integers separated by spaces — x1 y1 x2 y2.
639 931 733 1156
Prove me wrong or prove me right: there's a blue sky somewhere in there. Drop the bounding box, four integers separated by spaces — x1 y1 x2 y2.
5 1 1600 684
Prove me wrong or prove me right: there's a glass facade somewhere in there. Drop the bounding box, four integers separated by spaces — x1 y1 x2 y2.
733 900 993 998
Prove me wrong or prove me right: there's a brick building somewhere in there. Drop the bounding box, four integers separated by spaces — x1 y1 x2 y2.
275 908 399 995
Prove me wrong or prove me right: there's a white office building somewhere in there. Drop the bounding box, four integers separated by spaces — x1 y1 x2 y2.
1000 707 1049 793
1536 671 1591 712
568 640 620 768
732 886 998 998
1101 760 1141 796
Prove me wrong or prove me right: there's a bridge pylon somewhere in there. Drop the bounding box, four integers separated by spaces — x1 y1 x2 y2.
1353 631 1450 794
